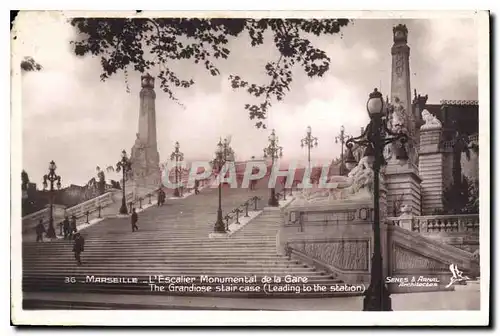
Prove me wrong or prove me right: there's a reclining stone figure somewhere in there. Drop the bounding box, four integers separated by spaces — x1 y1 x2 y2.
292 156 381 206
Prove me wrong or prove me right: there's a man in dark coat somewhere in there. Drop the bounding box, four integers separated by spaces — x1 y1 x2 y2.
70 215 78 236
158 188 166 206
72 232 85 266
194 179 200 195
131 208 139 232
35 219 46 242
62 216 70 240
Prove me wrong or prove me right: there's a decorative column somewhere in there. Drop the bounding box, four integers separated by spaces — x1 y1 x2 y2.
128 73 162 198
418 110 445 214
384 24 422 217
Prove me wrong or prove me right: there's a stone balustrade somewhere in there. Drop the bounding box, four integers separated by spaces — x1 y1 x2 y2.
22 208 50 233
64 190 120 219
387 214 479 234
413 214 479 233
22 190 122 234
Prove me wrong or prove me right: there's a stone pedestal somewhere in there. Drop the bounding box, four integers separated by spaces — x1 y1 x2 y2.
419 128 444 214
385 162 422 217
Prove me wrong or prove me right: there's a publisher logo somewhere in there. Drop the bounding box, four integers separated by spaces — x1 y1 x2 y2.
445 264 470 288
385 276 440 288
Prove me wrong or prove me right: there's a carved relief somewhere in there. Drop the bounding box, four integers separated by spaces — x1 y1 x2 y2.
289 240 369 271
393 244 450 272
395 54 404 77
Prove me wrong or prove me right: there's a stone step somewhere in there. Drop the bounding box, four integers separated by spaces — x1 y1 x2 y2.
24 267 317 275
22 276 341 285
23 242 278 248
23 249 281 256
21 189 354 299
24 257 288 262
23 270 329 279
23 253 296 265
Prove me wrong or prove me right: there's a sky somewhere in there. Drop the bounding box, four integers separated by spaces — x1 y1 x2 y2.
13 12 479 187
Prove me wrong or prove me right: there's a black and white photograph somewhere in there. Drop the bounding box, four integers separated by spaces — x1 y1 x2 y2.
10 9 490 326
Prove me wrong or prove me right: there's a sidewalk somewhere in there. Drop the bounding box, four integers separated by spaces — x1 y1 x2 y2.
24 283 480 310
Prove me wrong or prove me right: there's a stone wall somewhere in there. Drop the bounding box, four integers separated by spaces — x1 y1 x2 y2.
280 197 478 293
419 128 444 214
280 200 375 285
387 213 480 255
386 225 479 293
384 165 421 216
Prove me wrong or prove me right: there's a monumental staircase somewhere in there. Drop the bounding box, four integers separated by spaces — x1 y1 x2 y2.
22 181 354 304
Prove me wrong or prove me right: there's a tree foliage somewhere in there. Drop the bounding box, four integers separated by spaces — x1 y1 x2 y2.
69 18 350 128
21 170 30 190
20 56 42 72
441 175 479 215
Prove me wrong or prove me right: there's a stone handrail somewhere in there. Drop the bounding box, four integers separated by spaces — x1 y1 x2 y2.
24 190 126 235
387 214 479 234
22 207 49 222
22 208 50 230
22 190 121 234
285 244 340 279
283 243 367 290
64 190 118 218
389 224 479 277
214 195 261 232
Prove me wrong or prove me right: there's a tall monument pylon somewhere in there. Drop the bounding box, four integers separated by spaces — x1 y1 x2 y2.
390 24 412 119
385 24 422 217
389 24 419 168
128 73 161 196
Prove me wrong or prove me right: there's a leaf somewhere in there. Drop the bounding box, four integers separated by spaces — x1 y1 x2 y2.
69 18 350 128
20 56 43 72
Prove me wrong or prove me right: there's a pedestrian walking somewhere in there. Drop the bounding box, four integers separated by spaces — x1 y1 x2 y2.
157 188 166 206
194 179 200 195
70 215 78 238
72 232 85 266
35 219 46 242
62 216 70 240
131 208 139 232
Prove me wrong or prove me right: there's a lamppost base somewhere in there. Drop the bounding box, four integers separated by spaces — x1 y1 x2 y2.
119 200 128 215
362 282 392 311
174 188 180 197
214 209 226 233
46 224 56 239
268 191 279 206
268 198 279 207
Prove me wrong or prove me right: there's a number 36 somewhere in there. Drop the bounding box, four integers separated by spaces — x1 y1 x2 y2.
64 277 76 283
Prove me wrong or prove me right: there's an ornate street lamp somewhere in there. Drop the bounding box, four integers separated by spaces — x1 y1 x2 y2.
170 141 184 197
264 129 283 207
345 88 409 311
300 125 318 173
116 150 132 215
42 160 61 238
213 138 231 233
335 125 350 176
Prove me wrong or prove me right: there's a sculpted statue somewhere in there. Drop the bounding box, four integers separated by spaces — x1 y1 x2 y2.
292 156 381 206
420 109 442 130
391 97 407 132
134 133 145 149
